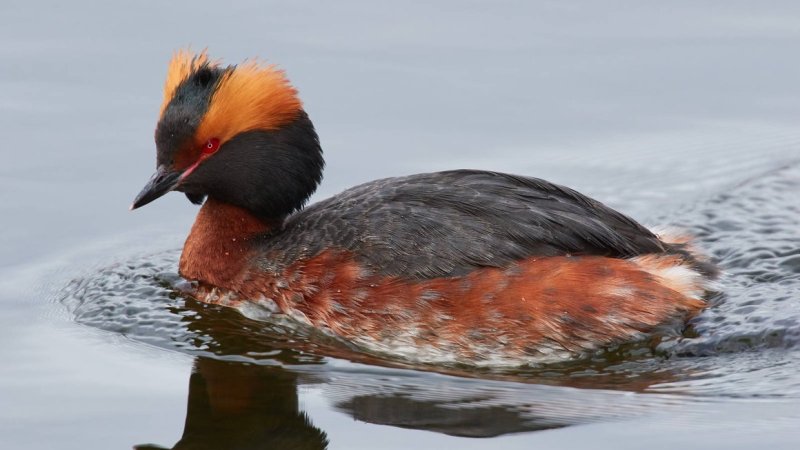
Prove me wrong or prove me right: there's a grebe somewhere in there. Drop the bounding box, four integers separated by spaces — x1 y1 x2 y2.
131 51 717 366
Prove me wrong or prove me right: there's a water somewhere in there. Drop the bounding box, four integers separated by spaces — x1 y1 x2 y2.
2 1 800 449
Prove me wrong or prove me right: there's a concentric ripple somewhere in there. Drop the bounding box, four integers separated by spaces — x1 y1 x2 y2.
659 163 800 357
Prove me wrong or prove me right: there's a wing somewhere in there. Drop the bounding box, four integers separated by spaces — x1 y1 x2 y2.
257 170 666 279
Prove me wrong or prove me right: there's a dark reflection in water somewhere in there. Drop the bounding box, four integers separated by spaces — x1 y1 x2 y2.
136 355 567 450
125 303 572 449
130 353 690 448
123 298 681 448
136 359 329 450
342 395 539 437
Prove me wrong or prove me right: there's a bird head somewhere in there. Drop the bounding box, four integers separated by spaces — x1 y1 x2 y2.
131 50 323 219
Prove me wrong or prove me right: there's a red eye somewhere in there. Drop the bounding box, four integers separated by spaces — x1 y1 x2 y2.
202 138 220 155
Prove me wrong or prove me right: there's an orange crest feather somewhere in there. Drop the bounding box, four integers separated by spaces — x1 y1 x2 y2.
195 58 303 147
160 49 215 115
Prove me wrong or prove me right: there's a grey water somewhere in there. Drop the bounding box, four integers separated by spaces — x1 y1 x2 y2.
2 1 800 449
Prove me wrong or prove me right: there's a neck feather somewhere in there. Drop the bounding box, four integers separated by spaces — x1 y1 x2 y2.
179 198 277 287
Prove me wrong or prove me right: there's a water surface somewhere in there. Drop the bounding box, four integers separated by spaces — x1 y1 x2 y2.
2 1 800 449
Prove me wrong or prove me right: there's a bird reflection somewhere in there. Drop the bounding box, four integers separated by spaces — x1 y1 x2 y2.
136 355 557 450
134 298 692 448
135 358 328 450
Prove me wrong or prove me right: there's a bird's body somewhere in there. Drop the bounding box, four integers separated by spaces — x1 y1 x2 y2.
132 51 717 366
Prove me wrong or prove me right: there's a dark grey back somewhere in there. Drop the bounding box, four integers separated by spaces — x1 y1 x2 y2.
254 170 666 279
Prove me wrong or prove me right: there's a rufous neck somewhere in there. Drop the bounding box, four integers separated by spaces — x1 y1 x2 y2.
179 198 278 287
195 197 278 234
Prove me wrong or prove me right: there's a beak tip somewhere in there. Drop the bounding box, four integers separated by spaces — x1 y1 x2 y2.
131 166 181 212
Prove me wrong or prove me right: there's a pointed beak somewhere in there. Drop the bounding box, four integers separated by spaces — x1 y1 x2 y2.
130 165 182 210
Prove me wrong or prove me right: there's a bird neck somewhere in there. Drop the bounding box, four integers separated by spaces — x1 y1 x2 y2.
179 197 278 287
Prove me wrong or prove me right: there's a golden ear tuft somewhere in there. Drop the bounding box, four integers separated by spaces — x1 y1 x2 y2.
195 58 303 146
160 49 216 115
